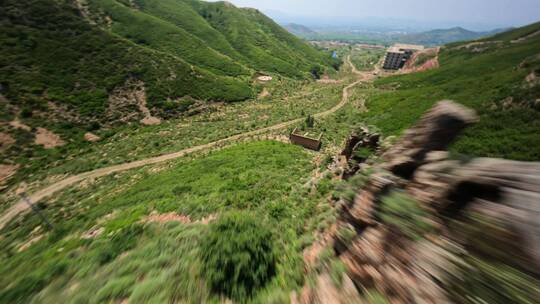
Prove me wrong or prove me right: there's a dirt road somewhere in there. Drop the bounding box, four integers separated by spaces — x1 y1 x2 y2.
0 57 374 231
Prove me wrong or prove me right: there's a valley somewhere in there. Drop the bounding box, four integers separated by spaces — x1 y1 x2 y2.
1 0 539 303
0 56 373 230
0 51 380 302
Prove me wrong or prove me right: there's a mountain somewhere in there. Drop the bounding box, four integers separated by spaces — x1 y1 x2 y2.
281 23 511 46
283 23 317 37
0 0 335 125
363 21 540 161
398 26 510 46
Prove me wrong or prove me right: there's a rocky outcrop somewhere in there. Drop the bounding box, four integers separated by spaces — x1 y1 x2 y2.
107 79 161 125
382 100 477 178
341 126 380 161
340 127 380 178
410 156 540 275
0 164 19 191
84 132 101 142
0 132 15 150
34 127 65 149
305 100 540 303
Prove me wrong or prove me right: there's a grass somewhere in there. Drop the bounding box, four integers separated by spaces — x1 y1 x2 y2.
0 140 336 303
0 0 339 198
379 190 433 240
0 77 344 206
413 51 437 67
89 0 250 77
350 48 386 71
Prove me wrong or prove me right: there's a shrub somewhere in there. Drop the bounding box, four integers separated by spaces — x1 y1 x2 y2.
305 115 315 128
93 224 144 265
379 191 432 240
20 107 33 118
353 147 373 159
200 211 276 300
329 258 347 287
310 65 322 79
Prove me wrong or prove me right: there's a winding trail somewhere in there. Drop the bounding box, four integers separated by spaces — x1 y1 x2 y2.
0 57 375 231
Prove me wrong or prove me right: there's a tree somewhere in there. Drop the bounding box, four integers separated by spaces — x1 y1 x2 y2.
310 65 323 79
200 211 276 300
305 115 315 128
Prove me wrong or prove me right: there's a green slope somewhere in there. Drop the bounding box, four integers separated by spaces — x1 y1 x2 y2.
131 0 246 63
0 141 318 303
1 0 334 118
85 0 335 78
187 0 335 77
0 0 337 193
362 22 540 161
0 0 334 125
0 0 253 119
87 0 250 77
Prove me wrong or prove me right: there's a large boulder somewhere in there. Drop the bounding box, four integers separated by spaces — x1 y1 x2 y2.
382 100 477 178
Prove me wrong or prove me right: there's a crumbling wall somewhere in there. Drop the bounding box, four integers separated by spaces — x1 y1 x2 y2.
290 130 322 151
301 101 540 303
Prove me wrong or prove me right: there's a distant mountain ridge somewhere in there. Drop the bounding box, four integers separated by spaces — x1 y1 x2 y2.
283 23 317 36
398 26 511 46
281 21 511 46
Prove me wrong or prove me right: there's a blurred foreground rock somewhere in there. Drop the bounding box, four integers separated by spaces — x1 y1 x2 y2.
302 101 540 303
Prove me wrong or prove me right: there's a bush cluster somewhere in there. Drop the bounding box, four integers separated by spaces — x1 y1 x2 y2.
200 211 276 300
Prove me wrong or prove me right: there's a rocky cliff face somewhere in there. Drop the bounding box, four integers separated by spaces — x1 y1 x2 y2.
301 101 540 303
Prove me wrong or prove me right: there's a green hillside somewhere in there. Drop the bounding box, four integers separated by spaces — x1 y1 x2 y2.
0 0 336 184
397 27 505 46
0 141 321 303
85 0 334 78
187 0 335 77
361 23 540 160
0 0 334 122
87 0 250 77
1 0 249 120
130 0 246 62
284 23 317 37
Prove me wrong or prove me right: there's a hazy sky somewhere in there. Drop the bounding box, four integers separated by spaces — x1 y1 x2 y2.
211 0 540 28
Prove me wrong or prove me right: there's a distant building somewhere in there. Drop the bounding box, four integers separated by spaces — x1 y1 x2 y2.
383 44 425 70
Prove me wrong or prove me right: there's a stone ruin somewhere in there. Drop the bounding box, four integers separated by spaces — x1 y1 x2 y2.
339 126 380 179
299 101 540 303
290 127 323 151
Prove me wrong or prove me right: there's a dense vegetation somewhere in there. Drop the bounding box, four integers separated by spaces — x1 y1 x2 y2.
0 0 339 194
0 0 334 117
359 22 540 160
0 77 343 204
350 48 386 71
1 10 540 303
0 141 333 303
0 0 254 116
201 212 276 300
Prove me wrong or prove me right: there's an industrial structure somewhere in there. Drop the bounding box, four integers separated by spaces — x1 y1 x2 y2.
383 44 425 70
